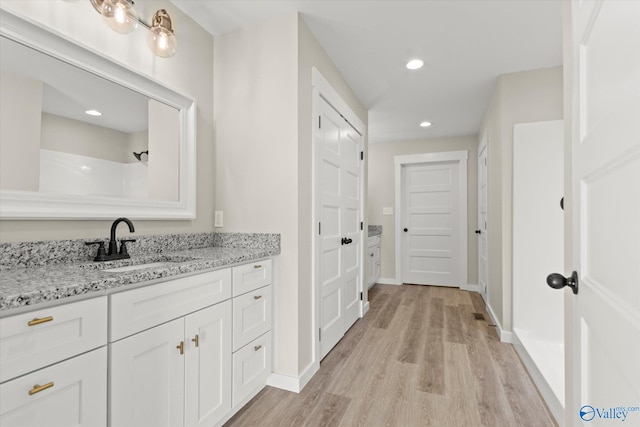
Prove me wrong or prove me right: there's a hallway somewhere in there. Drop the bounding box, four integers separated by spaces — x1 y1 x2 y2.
226 284 556 426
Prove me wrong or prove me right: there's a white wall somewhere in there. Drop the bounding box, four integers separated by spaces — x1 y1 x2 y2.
40 113 131 163
479 67 563 333
367 136 478 285
0 72 42 191
148 99 179 201
0 1 214 242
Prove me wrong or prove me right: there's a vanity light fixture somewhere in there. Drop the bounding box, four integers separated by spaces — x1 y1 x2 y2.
90 0 177 58
85 109 102 116
406 59 424 70
147 9 177 58
419 121 432 128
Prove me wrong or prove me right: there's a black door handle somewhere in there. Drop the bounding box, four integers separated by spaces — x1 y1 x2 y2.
475 229 481 234
341 237 353 245
403 228 408 232
546 271 579 294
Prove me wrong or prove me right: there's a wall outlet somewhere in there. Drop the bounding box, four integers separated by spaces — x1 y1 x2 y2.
382 207 393 215
214 211 223 227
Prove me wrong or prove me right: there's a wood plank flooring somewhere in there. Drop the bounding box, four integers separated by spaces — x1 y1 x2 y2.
225 284 557 427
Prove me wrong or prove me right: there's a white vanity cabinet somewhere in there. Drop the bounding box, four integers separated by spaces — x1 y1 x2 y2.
0 296 108 427
109 269 233 427
231 260 273 408
367 235 381 288
109 259 273 427
110 302 232 427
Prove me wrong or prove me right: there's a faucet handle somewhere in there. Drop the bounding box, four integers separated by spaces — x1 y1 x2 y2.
119 239 137 256
86 241 107 261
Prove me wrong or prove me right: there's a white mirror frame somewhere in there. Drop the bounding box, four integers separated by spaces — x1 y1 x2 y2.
0 9 196 220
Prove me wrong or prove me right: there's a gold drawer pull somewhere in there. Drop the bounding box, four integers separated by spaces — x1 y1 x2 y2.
254 265 262 269
254 345 262 351
28 316 53 327
254 295 263 300
29 382 54 395
176 341 184 355
191 335 199 348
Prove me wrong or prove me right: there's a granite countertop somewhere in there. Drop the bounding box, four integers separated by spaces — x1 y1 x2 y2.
368 225 382 237
0 245 279 313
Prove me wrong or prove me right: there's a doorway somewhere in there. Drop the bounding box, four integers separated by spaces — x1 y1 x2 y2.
394 151 468 287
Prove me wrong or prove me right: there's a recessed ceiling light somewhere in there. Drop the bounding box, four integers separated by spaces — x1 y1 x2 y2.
420 121 432 128
406 59 424 70
85 109 102 116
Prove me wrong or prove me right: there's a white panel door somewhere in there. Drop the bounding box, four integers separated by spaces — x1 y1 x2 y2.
110 319 185 427
477 142 488 300
341 118 362 330
567 1 640 425
402 161 460 286
318 96 362 359
185 302 232 427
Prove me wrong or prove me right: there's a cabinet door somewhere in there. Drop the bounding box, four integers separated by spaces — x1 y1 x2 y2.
232 285 272 351
184 302 232 427
232 331 272 408
110 319 185 427
0 347 107 427
0 296 107 383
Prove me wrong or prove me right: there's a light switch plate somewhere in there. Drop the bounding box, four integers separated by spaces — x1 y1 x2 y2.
382 207 393 215
214 211 223 227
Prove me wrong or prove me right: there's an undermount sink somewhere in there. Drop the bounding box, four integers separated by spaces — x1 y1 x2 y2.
101 261 180 273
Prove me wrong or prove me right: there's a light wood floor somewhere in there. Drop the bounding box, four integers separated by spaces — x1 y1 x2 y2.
225 284 557 427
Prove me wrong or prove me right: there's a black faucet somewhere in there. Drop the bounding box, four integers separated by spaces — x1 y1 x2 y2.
86 217 136 262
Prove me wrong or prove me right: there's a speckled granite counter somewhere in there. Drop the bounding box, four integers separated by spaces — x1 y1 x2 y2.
368 225 382 237
0 233 280 313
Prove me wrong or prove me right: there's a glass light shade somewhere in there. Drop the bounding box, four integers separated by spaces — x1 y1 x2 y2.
148 27 177 58
147 10 177 58
101 0 138 34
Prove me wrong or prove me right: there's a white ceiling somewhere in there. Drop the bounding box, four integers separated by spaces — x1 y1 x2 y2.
171 0 562 143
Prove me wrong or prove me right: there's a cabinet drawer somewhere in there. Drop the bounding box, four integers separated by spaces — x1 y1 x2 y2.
0 347 107 427
110 268 231 341
232 259 272 296
232 285 272 351
0 296 107 383
232 331 271 408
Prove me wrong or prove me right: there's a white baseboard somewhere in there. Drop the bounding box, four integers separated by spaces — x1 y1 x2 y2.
362 301 370 315
377 277 401 285
512 333 564 425
485 302 513 343
460 283 479 292
266 362 319 393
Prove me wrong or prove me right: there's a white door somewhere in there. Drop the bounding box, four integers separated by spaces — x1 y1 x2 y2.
110 319 185 427
477 141 488 301
565 1 640 425
402 161 460 286
185 302 231 427
318 96 362 359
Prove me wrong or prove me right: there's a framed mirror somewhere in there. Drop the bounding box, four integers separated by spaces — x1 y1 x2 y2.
0 9 196 219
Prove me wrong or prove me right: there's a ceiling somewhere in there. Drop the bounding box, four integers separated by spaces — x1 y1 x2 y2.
171 0 563 144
